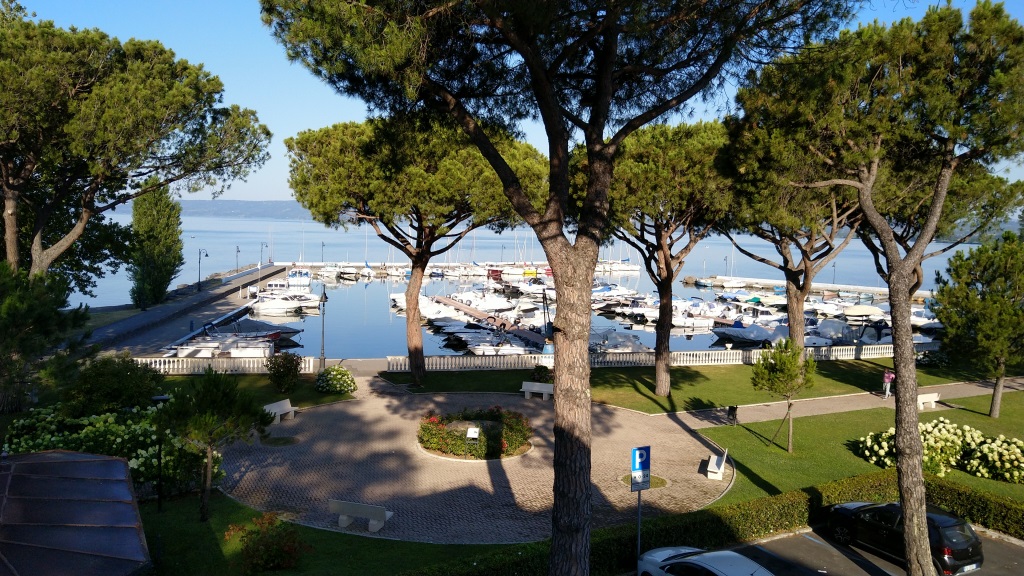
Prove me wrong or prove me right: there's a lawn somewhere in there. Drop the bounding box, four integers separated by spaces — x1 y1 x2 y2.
164 374 354 408
383 359 983 414
702 389 1024 506
141 492 506 576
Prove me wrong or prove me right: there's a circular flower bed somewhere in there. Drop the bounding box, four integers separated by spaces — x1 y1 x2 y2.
417 406 533 460
314 365 357 394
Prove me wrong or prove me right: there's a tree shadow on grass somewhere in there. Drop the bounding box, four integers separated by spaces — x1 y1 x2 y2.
592 366 706 413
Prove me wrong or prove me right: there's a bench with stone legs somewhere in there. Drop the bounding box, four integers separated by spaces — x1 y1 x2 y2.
917 392 941 410
329 499 393 532
263 399 295 425
706 448 728 481
520 381 554 400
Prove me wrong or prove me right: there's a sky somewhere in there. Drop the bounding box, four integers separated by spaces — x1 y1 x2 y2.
21 0 1024 202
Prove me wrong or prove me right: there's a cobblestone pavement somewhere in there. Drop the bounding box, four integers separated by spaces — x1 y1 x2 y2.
220 376 731 544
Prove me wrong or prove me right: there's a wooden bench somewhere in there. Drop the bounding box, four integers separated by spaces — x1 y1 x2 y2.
520 381 554 400
329 499 393 532
917 392 941 410
263 399 296 424
706 448 728 481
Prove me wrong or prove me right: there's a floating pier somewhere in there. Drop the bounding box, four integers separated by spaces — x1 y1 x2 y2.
431 295 550 349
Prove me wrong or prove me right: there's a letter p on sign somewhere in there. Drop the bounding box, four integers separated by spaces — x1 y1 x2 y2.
631 446 650 472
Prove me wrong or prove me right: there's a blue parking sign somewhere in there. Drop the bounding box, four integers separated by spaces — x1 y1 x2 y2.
631 446 650 471
631 446 651 492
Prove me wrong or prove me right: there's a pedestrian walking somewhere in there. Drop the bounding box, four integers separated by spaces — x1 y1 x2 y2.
882 369 895 399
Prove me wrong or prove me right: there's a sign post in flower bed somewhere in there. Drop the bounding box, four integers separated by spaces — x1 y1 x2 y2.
418 406 532 460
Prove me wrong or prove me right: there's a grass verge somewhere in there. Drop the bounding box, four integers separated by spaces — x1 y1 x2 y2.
164 374 353 408
141 492 506 576
384 360 981 414
702 389 1024 506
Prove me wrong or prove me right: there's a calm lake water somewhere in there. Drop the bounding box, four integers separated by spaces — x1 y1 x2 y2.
70 214 957 359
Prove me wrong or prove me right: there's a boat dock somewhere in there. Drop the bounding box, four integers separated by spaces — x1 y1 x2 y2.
683 275 935 302
431 295 550 349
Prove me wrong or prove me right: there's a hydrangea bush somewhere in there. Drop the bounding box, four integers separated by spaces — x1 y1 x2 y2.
314 365 357 394
856 417 1023 483
418 406 533 459
3 403 214 495
962 435 1024 483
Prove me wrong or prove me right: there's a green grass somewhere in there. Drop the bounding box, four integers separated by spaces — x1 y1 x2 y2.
164 374 353 408
702 390 1024 506
384 360 982 415
141 492 506 576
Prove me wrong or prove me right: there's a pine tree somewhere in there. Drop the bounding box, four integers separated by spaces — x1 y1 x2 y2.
128 181 184 308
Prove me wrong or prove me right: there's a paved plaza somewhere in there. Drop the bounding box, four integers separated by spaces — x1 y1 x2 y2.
220 375 733 544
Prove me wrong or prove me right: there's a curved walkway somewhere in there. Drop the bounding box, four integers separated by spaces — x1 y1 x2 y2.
220 376 732 544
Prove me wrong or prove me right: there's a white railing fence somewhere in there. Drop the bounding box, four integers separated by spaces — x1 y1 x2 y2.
134 342 938 375
135 356 318 375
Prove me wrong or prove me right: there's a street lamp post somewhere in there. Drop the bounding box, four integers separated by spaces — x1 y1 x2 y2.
258 241 269 287
319 286 328 371
150 395 170 512
321 241 325 263
235 246 240 272
196 249 209 293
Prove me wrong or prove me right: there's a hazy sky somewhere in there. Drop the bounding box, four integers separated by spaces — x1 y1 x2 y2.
22 1 1024 201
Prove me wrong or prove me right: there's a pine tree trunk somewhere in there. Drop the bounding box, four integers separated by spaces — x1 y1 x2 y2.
3 190 19 270
653 276 674 397
546 247 597 576
405 263 427 386
200 444 213 522
889 269 932 576
990 358 1005 418
784 273 811 358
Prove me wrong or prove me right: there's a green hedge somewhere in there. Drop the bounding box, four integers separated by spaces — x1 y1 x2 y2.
403 468 1024 576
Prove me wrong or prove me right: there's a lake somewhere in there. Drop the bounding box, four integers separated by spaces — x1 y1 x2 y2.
70 215 958 359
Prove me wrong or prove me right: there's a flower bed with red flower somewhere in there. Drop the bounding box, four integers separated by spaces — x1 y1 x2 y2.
417 406 533 459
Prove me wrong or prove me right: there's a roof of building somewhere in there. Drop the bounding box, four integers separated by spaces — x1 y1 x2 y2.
0 450 151 576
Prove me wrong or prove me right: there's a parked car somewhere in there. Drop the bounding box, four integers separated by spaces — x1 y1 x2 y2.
638 546 775 576
827 501 983 575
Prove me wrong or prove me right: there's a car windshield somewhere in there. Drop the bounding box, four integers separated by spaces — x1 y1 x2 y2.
941 523 978 546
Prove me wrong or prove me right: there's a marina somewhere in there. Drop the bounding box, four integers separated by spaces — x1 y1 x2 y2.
75 214 959 360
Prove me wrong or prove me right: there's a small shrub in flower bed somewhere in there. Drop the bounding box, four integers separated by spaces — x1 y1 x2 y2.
856 417 1023 483
418 406 532 459
3 403 211 495
225 512 312 575
314 365 357 394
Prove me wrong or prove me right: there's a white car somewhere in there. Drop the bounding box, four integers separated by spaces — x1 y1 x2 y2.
638 546 775 576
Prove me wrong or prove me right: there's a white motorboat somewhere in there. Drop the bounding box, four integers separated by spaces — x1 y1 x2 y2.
589 329 652 353
467 337 531 355
711 323 775 346
250 293 321 314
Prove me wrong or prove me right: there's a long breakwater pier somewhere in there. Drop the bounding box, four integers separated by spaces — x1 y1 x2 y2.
276 259 934 303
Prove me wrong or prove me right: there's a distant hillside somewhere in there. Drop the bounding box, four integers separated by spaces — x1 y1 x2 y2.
178 200 314 220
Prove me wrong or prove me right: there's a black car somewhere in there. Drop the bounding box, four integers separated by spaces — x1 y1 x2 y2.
827 501 983 575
